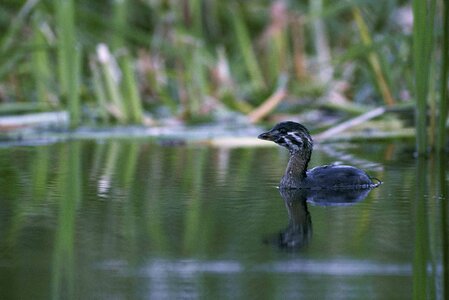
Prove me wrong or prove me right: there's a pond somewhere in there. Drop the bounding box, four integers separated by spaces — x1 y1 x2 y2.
0 139 447 299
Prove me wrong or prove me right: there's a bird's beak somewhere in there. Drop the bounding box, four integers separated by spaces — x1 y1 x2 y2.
258 130 276 141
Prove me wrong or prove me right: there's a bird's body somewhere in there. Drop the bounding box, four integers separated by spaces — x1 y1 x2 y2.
302 165 377 190
258 121 381 190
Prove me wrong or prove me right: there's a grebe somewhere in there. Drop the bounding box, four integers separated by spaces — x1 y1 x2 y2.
258 121 381 189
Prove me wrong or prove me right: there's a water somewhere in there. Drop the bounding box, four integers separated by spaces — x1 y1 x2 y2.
0 140 447 299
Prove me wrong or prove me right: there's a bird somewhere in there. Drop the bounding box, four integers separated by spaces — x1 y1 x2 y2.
258 121 381 189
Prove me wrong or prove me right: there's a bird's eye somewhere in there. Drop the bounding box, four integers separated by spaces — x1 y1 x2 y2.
279 128 287 134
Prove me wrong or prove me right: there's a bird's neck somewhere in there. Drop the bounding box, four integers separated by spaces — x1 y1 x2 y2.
281 150 311 188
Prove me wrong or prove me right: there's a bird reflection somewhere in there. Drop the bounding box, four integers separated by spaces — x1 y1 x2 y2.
265 187 375 251
272 188 311 250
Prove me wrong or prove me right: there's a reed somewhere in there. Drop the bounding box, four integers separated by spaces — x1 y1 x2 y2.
310 0 333 83
290 15 308 81
0 0 38 55
120 54 144 123
1 0 446 131
96 44 127 123
437 0 449 151
412 0 435 154
91 46 145 124
31 14 52 106
229 5 265 91
54 0 81 127
261 2 289 85
111 0 128 50
187 45 210 119
0 0 38 85
90 57 109 122
142 52 178 113
352 7 395 106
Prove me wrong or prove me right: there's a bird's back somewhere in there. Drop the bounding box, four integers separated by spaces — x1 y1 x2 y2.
302 164 379 190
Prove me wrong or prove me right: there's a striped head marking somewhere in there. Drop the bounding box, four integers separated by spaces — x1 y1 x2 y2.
258 121 313 154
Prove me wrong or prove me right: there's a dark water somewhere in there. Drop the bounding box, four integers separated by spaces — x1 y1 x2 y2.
0 140 447 299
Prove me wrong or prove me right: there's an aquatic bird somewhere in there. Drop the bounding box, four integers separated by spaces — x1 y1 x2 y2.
258 121 381 189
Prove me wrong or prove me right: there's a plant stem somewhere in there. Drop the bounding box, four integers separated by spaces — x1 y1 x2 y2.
120 54 143 123
97 44 127 123
230 5 265 90
31 15 52 106
90 57 109 123
352 7 395 107
438 0 449 151
310 0 333 83
412 0 435 154
55 0 81 127
112 0 127 50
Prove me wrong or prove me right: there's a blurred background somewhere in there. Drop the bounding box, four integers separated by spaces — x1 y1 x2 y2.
0 1 439 138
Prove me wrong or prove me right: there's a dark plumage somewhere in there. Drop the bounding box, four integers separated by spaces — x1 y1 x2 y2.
258 121 381 189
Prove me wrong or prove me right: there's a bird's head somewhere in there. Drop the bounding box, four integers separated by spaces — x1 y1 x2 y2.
258 121 313 154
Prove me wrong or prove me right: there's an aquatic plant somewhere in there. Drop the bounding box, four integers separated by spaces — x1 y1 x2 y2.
54 0 81 128
0 0 447 152
438 0 449 151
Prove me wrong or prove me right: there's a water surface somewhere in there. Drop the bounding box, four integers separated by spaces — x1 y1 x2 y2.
0 140 447 299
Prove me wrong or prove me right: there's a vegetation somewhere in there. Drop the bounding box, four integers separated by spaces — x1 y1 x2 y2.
0 0 447 151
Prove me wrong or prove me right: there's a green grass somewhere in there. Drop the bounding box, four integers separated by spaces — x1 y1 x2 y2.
55 0 81 127
412 0 435 154
0 1 447 153
438 0 449 151
230 4 265 90
120 53 144 123
31 13 52 106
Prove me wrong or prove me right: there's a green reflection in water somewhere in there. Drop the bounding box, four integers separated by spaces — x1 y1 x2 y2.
439 153 449 299
0 141 448 299
52 142 81 300
413 157 429 300
412 154 449 300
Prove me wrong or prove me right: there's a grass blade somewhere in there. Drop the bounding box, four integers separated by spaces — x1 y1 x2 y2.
438 0 449 151
55 0 81 127
310 0 333 83
352 7 395 106
229 5 265 90
120 54 143 123
31 15 53 106
0 0 38 55
90 57 109 123
412 0 435 154
111 0 128 50
97 44 127 123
